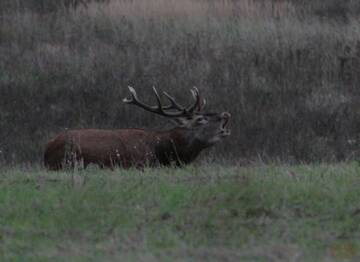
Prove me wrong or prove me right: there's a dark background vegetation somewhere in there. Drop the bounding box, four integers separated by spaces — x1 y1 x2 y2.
0 0 359 164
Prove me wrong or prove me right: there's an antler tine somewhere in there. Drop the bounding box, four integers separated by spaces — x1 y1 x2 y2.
152 86 165 113
202 98 206 108
123 86 158 112
122 86 135 103
187 87 202 113
162 91 185 111
123 86 189 117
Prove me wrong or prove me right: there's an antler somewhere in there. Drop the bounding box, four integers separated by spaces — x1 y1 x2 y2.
123 86 204 117
187 87 206 113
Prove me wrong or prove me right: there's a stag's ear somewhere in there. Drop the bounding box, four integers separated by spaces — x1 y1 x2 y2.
172 117 190 127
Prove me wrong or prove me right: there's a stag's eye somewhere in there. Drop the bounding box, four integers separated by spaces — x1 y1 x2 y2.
196 117 208 125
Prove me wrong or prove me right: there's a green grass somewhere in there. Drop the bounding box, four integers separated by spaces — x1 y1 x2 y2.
0 163 360 261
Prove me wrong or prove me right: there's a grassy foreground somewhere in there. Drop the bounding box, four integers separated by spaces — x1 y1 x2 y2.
0 163 360 261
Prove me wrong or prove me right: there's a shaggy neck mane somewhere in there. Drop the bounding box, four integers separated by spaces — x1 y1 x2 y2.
153 128 206 165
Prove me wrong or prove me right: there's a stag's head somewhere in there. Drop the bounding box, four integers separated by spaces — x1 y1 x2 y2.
123 86 231 147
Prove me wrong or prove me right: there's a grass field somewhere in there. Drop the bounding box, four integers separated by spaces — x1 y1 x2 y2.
0 163 360 261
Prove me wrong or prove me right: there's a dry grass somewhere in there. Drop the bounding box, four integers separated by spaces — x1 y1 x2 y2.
81 0 296 19
0 0 359 163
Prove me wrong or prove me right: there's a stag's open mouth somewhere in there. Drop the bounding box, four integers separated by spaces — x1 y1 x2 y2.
220 112 231 136
222 117 229 129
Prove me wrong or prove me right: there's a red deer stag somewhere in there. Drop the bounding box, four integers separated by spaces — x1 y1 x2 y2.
44 87 231 170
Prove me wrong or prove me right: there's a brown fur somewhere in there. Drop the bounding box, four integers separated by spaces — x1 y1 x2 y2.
44 127 211 170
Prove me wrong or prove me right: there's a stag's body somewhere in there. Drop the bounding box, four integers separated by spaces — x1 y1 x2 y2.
44 127 206 170
44 86 230 170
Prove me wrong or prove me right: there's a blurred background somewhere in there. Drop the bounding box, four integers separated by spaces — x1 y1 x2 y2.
0 0 359 164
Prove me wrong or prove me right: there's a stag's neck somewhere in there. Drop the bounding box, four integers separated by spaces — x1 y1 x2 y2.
154 128 206 165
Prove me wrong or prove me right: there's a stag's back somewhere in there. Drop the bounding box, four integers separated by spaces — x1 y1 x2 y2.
44 129 157 170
